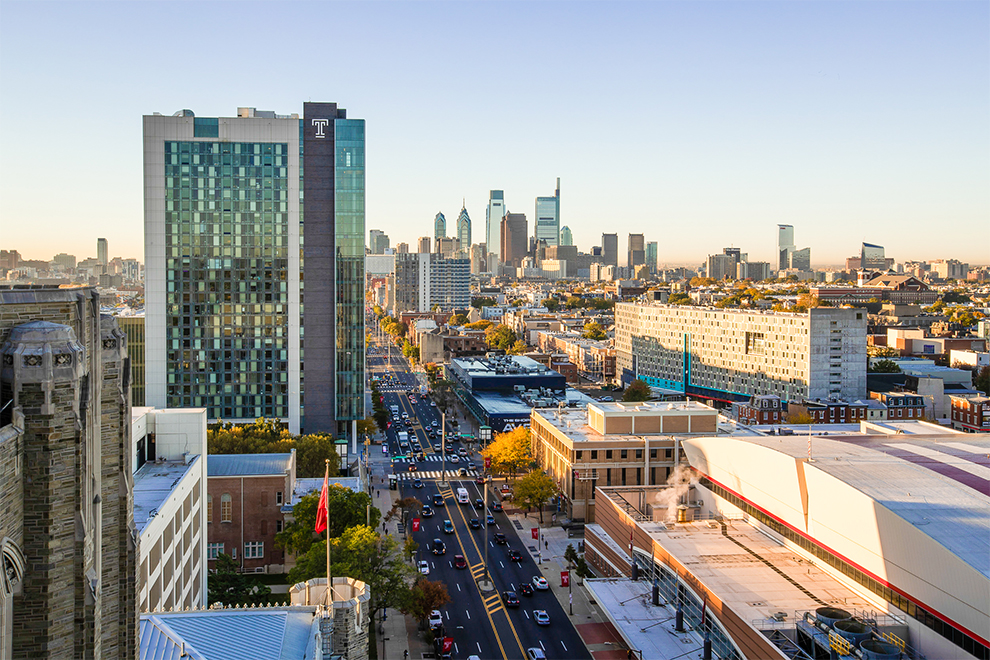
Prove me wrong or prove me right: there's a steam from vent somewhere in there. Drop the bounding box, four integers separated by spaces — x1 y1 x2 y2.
654 465 693 522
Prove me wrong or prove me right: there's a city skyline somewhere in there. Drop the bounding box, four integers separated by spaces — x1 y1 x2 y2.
1 2 987 264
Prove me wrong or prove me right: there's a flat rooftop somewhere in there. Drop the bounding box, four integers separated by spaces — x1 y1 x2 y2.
533 401 725 444
292 477 361 507
133 457 200 535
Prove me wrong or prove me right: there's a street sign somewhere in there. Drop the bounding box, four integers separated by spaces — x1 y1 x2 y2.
531 528 539 540
484 456 492 469
442 637 453 653
412 518 421 532
561 571 570 587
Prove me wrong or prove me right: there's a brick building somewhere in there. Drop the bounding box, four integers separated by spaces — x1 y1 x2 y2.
737 394 784 425
0 286 138 659
206 452 296 573
870 391 927 420
950 395 990 433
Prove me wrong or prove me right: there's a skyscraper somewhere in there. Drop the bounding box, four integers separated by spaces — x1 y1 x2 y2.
501 213 527 270
602 233 618 269
434 212 447 240
861 242 887 270
645 241 658 273
369 229 389 254
456 204 471 253
559 225 573 246
627 233 645 268
97 237 109 266
417 236 432 254
534 178 560 247
777 224 795 271
486 190 505 270
143 103 365 439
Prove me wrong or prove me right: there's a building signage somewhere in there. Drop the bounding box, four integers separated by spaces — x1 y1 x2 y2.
311 118 329 138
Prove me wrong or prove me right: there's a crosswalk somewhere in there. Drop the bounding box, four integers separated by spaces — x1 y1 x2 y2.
482 592 504 615
394 470 478 481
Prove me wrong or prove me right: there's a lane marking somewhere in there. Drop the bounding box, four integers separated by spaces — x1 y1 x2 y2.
561 641 567 651
523 610 530 619
466 610 471 620
540 641 545 650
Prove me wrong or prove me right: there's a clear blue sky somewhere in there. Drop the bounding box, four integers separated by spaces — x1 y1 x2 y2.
1 1 987 267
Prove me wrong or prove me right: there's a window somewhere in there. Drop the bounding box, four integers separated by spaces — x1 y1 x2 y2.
276 519 283 533
620 450 627 459
244 542 264 559
606 469 612 486
576 451 583 460
650 449 657 460
276 491 283 505
635 449 642 459
231 547 237 560
207 494 213 524
621 469 627 486
606 450 613 460
207 542 223 560
221 493 232 523
665 448 673 460
591 450 598 460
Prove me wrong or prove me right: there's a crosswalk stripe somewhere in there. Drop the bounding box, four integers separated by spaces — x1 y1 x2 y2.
394 470 478 480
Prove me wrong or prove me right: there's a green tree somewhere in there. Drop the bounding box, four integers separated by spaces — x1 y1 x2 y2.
403 578 451 625
471 296 496 309
508 339 528 355
667 293 692 305
581 321 607 341
565 296 583 309
974 366 990 396
563 543 579 568
481 427 533 478
513 469 558 522
403 536 420 562
622 379 652 402
448 313 469 326
544 298 560 312
208 420 340 478
869 359 902 374
867 345 899 358
402 339 420 363
275 487 380 556
484 324 517 351
208 553 273 606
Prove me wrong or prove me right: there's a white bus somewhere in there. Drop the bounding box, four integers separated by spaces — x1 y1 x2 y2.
456 488 470 505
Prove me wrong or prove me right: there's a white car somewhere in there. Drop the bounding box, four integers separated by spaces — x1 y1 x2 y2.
526 649 546 660
534 609 550 626
418 560 430 575
429 609 443 629
448 455 459 463
532 576 549 591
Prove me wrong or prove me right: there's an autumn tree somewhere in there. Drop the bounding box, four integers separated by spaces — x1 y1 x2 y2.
387 496 423 530
464 319 493 331
208 419 339 478
404 578 451 625
513 469 558 522
508 339 528 355
582 321 607 341
484 324 517 351
275 486 380 555
481 427 533 478
622 379 652 402
448 313 469 326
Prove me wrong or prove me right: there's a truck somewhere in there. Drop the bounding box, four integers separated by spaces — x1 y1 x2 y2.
456 487 470 505
397 431 409 448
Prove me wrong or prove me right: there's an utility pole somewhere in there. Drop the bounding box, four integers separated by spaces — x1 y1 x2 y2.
438 410 447 488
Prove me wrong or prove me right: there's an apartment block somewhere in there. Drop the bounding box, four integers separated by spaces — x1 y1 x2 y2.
950 394 990 432
393 253 470 313
536 331 616 382
615 304 868 403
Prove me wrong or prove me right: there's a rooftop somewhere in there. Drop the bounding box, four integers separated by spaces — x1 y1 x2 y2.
133 458 200 535
292 477 361 507
207 453 292 477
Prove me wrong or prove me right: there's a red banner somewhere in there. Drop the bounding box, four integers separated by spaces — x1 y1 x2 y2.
561 571 570 587
442 637 453 653
531 528 539 540
412 518 421 532
484 456 492 469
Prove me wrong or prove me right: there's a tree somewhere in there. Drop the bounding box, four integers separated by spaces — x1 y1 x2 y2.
404 578 451 625
464 319 493 331
508 339 528 355
867 345 899 358
484 324 517 351
622 379 652 402
544 298 560 312
208 419 340 478
387 496 423 530
403 536 420 562
513 469 558 522
565 296 583 309
471 296 496 309
975 366 990 396
787 411 814 424
357 416 377 438
275 487 380 556
402 339 420 363
668 293 692 305
448 313 469 326
481 427 533 478
582 321 607 341
563 543 579 569
869 359 901 374
208 553 273 606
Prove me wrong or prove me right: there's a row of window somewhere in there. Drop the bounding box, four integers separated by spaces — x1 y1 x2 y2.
206 492 284 524
576 448 673 461
207 542 264 560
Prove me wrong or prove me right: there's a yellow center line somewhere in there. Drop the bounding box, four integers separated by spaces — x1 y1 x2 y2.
449 494 527 658
443 490 509 660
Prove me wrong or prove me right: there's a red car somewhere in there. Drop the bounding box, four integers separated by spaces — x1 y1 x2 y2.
475 476 486 485
454 555 467 569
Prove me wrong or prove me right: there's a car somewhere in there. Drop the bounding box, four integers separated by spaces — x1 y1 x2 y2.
474 498 484 510
443 520 455 534
432 539 446 555
487 514 496 525
449 455 459 464
503 591 520 608
532 576 549 591
526 648 547 660
458 467 468 476
417 560 430 575
431 401 437 407
600 395 614 402
432 421 439 428
475 475 485 485
422 504 434 518
409 397 416 404
429 609 443 629
469 518 481 529
493 532 507 545
407 464 418 472
416 452 425 461
432 494 445 507
453 554 467 569
507 549 522 562
492 501 503 512
412 478 424 488
458 448 468 456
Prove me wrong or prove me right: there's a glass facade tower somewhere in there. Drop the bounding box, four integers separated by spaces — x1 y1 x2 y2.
534 178 560 247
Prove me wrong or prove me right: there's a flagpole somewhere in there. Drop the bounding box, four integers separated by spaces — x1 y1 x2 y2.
325 459 332 608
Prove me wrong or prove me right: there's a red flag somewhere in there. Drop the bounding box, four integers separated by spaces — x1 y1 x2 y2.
531 528 539 540
561 571 570 587
315 468 329 533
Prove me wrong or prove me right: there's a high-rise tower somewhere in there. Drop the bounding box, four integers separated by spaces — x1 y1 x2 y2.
559 226 573 247
534 178 560 247
777 224 795 271
97 237 109 266
602 233 618 269
486 191 505 271
434 212 447 240
143 104 365 440
456 204 471 253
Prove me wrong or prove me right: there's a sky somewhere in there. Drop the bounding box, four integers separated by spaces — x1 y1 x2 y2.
1 1 987 267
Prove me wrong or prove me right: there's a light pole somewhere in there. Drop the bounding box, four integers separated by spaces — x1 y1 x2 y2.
479 425 493 591
438 410 447 488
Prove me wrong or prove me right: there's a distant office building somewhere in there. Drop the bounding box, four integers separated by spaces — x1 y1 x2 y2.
394 253 470 312
559 225 573 246
98 237 109 266
434 212 447 240
645 241 658 273
627 233 645 268
861 242 888 270
788 246 811 271
602 233 618 268
470 243 487 275
737 261 772 281
456 204 471 252
122 258 141 281
534 178 560 247
0 250 19 270
143 103 365 438
486 190 505 269
777 224 794 270
368 229 390 254
0 287 138 659
615 303 868 403
395 242 409 254
417 236 432 254
706 248 745 280
52 252 77 269
501 213 528 269
929 259 969 280
435 237 458 257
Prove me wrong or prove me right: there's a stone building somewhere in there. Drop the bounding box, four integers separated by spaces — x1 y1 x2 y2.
0 286 138 660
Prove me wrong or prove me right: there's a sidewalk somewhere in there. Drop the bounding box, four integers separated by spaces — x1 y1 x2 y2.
507 511 633 660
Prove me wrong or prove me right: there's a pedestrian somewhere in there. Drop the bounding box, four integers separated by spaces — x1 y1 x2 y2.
545 539 549 550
